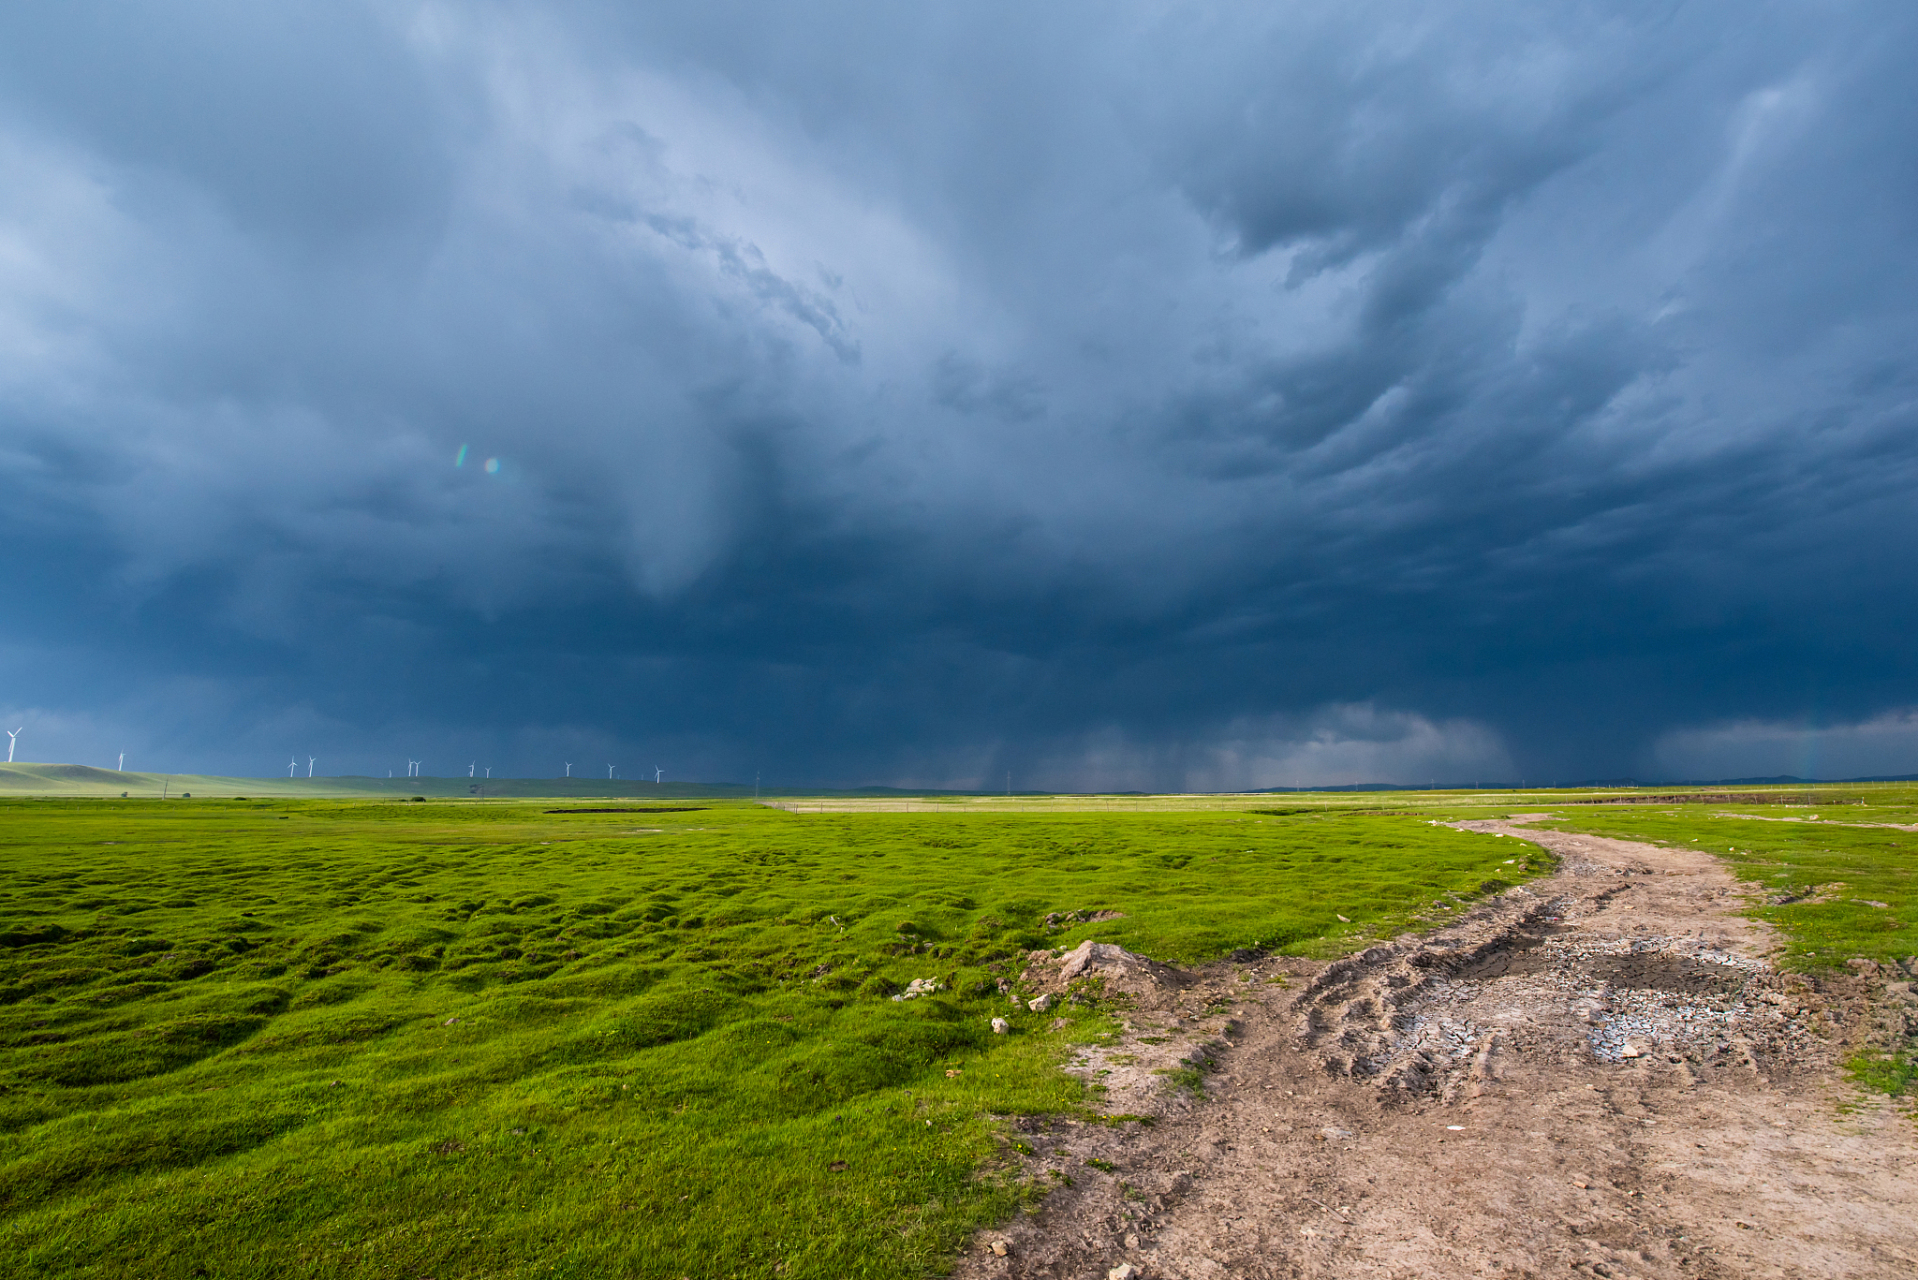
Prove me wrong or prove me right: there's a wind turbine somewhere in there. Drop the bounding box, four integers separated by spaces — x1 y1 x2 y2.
468 762 475 778
654 766 663 785
288 757 298 778
5 728 19 764
307 757 316 778
564 762 572 777
607 764 616 779
484 766 491 778
118 752 125 771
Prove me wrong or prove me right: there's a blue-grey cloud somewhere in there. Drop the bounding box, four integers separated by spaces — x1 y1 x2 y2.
3 0 1917 786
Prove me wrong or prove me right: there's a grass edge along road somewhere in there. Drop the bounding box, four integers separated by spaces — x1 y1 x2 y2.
1538 794 1918 1102
0 795 1543 1279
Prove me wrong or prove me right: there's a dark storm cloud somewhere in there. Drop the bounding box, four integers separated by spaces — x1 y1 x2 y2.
3 0 1917 786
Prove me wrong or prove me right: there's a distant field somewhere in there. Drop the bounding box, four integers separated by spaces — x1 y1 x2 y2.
0 798 1532 1279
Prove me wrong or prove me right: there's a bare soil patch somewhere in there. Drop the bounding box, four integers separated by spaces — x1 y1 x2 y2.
959 818 1918 1279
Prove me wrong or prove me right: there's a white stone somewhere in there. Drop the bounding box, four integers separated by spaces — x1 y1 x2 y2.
891 976 944 1002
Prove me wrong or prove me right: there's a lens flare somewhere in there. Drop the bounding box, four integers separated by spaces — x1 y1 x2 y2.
484 457 500 474
454 444 468 468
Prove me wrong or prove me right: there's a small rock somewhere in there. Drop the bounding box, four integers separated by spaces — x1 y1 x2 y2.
1320 1126 1353 1140
1620 1044 1642 1059
992 1017 1010 1035
990 1240 1008 1257
444 1016 461 1026
1124 1232 1140 1249
1108 1265 1139 1280
1050 1017 1069 1030
1028 994 1054 1013
1336 914 1350 923
892 977 944 1002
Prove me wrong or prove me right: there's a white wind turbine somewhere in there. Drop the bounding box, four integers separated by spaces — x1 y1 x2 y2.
288 757 298 778
607 764 615 779
5 728 20 764
118 752 125 771
564 762 572 777
654 766 663 784
468 762 475 777
307 756 316 778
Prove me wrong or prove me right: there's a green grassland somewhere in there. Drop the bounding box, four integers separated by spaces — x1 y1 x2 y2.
0 797 1535 1280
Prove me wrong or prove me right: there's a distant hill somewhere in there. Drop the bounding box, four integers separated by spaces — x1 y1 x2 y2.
6 761 1915 800
0 764 1062 800
1261 773 1918 791
0 763 760 799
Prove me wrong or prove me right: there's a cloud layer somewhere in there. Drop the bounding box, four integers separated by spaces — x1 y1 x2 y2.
3 1 1916 786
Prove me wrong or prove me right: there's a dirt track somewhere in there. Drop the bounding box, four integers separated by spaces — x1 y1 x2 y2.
958 819 1918 1279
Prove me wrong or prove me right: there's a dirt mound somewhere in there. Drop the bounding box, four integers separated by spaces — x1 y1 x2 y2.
1022 940 1190 998
959 819 1918 1280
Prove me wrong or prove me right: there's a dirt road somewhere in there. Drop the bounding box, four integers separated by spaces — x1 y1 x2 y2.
958 819 1918 1279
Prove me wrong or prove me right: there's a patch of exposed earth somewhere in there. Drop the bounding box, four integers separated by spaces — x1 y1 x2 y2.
956 817 1918 1279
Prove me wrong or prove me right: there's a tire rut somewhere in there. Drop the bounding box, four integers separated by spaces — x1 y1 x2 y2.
956 818 1918 1280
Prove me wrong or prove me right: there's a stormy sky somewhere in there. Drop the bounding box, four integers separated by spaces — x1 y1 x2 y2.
3 1 1917 788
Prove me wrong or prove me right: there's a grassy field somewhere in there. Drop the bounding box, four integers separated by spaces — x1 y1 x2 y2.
0 797 1535 1279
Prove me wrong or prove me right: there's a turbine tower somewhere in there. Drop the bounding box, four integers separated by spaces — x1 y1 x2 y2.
468 762 475 777
288 757 297 778
118 751 124 771
5 728 19 764
654 766 663 785
307 756 316 778
607 764 615 779
564 762 572 777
